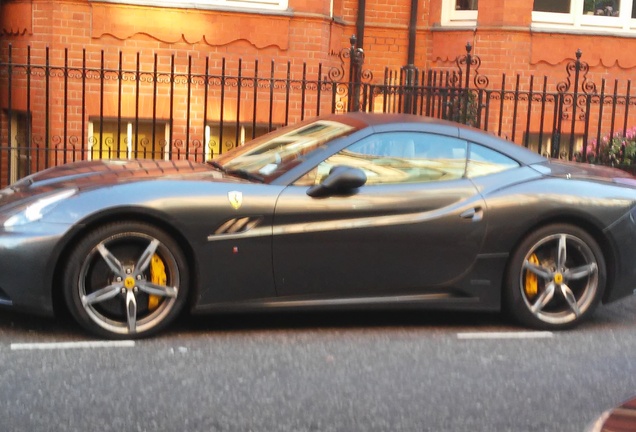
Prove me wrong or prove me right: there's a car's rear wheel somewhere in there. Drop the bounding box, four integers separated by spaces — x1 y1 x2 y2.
64 221 189 339
505 224 606 330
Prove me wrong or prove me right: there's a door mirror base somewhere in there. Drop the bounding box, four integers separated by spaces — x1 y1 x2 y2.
307 165 367 197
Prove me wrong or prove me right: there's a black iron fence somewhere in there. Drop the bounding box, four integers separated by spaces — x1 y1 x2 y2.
2 41 636 187
366 46 636 170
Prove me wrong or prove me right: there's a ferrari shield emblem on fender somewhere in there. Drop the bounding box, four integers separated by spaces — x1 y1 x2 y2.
228 191 243 210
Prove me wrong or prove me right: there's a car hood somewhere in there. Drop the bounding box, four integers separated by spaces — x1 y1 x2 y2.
0 159 226 207
531 159 636 185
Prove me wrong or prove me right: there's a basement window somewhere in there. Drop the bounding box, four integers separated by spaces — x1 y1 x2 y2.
88 119 169 161
6 111 31 183
205 123 277 160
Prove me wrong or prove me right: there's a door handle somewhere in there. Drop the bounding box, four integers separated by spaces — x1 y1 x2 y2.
460 207 483 222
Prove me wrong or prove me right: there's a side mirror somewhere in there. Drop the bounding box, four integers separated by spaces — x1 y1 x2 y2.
306 165 367 197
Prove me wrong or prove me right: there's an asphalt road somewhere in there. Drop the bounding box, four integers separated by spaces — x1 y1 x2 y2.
1 295 635 432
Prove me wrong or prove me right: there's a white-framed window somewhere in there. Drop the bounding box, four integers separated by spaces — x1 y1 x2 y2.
93 0 289 12
533 0 636 32
441 0 478 27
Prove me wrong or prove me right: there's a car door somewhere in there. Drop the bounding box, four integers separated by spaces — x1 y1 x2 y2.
272 131 487 298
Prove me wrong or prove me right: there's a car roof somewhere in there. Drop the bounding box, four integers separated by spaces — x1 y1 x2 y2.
326 112 547 165
326 111 461 128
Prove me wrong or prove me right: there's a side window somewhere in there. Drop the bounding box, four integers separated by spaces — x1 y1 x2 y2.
467 143 520 178
295 132 468 186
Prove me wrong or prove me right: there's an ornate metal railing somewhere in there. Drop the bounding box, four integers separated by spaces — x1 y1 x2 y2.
2 42 636 187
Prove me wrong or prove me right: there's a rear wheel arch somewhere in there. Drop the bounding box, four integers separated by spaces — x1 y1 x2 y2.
504 215 616 298
503 220 608 329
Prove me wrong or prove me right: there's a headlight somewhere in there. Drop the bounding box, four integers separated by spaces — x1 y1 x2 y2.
3 189 77 227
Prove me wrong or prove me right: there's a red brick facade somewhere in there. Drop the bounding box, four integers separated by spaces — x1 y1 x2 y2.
2 0 636 184
3 0 636 98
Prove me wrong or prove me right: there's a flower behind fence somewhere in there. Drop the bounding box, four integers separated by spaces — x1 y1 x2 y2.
586 127 636 167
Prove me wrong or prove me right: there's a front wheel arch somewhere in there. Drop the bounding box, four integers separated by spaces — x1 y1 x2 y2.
52 212 199 321
58 219 192 338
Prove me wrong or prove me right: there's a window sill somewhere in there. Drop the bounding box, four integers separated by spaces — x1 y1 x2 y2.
531 23 636 37
90 0 290 13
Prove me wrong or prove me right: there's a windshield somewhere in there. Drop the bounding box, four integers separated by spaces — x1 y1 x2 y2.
212 118 357 182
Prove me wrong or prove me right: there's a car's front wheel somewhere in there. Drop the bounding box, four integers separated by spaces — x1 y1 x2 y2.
505 224 606 330
64 221 189 339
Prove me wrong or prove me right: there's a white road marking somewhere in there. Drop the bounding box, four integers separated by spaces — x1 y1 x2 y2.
457 331 554 340
10 340 135 350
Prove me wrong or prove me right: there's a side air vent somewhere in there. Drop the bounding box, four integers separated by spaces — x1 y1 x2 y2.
214 216 263 235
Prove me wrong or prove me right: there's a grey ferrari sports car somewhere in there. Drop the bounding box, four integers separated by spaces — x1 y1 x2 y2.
1 112 636 339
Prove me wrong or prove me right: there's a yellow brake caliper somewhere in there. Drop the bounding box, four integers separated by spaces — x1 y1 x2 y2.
149 254 166 311
524 254 540 298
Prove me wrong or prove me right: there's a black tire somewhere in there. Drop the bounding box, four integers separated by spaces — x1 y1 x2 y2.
504 223 606 330
63 221 189 339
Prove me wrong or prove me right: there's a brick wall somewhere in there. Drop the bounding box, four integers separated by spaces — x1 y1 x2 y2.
4 0 636 102
3 0 636 174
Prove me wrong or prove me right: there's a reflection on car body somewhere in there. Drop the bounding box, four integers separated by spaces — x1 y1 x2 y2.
1 112 636 339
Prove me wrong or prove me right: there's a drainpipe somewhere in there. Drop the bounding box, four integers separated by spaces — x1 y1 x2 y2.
356 0 366 49
406 0 418 67
403 0 419 112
